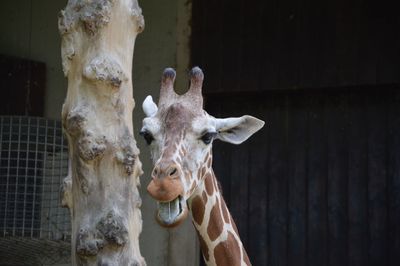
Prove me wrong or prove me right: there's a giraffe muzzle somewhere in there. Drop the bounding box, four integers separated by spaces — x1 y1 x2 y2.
156 195 188 227
147 163 189 227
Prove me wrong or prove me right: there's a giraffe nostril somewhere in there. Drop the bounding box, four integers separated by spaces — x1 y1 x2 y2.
169 167 177 176
152 167 159 177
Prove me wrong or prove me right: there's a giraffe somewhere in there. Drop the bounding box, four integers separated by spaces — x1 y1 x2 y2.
140 67 264 265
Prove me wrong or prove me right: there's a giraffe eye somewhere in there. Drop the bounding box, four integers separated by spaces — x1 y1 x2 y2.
140 130 154 145
201 132 217 145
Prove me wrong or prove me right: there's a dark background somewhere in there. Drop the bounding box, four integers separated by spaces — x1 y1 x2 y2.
192 0 400 265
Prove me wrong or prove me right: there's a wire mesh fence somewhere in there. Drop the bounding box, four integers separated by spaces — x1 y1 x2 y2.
0 116 71 265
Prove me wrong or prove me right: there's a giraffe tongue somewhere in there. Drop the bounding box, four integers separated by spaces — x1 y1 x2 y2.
158 197 181 224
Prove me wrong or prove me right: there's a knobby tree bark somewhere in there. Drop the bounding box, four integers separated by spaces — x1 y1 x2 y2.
58 0 145 265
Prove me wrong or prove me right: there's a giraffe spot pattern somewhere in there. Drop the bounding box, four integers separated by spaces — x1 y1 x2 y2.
204 173 214 196
207 197 224 241
191 195 205 225
214 231 241 266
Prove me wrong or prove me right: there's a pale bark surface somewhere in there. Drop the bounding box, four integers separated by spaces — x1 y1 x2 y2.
58 0 145 265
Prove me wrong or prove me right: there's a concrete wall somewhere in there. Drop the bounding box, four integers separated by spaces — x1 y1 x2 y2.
133 1 199 265
0 0 198 265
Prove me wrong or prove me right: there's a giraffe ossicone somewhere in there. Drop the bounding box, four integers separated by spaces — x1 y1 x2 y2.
140 67 264 265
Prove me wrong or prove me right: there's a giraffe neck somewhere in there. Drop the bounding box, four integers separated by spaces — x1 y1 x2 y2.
188 170 251 266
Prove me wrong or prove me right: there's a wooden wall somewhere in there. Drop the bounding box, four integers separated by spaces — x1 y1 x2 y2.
205 88 400 266
192 0 400 265
192 0 400 92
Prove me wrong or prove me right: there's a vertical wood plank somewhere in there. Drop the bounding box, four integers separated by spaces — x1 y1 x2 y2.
295 0 317 88
326 92 348 266
387 89 400 266
268 94 288 266
367 91 388 266
287 92 307 266
347 91 368 266
307 93 328 266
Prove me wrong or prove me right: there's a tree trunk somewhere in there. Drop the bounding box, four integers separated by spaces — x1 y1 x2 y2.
58 0 145 265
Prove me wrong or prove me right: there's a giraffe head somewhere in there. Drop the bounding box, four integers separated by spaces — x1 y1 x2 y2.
140 67 264 227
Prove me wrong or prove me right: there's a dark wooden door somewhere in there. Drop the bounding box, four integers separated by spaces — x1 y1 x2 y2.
0 55 45 116
204 87 400 266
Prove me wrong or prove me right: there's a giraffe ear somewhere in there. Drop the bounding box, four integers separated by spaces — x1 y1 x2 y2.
143 95 158 117
214 115 265 144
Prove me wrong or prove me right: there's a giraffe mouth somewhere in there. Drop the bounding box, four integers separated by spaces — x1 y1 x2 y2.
156 196 188 227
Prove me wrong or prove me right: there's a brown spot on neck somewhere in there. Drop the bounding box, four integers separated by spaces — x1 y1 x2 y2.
207 197 224 241
214 232 242 266
191 195 205 225
204 173 214 196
